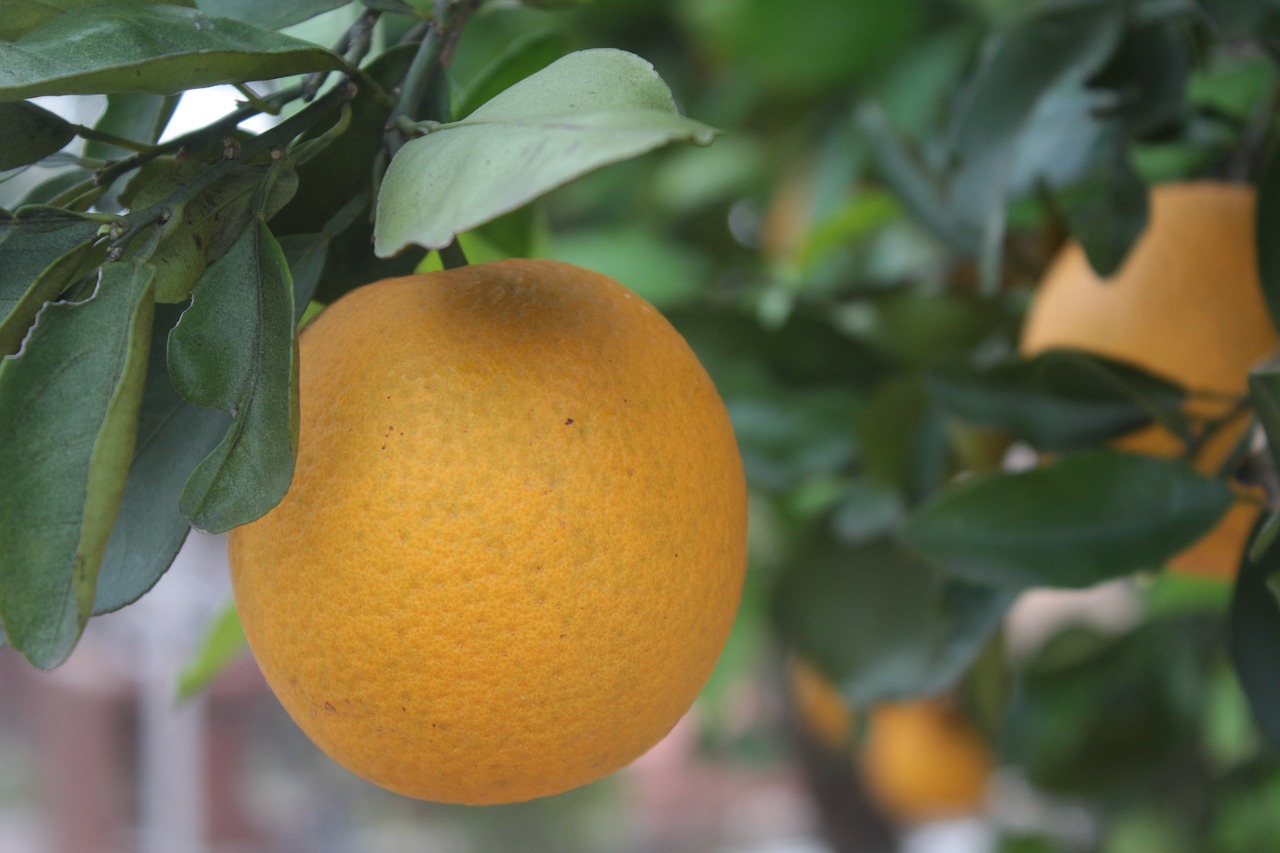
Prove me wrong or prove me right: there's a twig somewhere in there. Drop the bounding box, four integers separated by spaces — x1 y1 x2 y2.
108 87 352 256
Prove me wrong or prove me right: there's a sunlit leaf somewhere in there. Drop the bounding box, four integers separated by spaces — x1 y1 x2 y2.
0 4 342 101
375 49 718 255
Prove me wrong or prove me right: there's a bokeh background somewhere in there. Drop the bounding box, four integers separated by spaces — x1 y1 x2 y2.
6 1 1280 851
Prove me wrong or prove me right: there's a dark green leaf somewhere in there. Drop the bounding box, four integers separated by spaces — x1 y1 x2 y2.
0 4 343 101
193 0 351 31
1054 124 1149 277
901 450 1234 589
271 44 426 303
1229 517 1280 744
856 291 1009 366
1199 0 1280 39
455 30 570 121
375 49 718 255
1256 144 1280 337
773 534 1013 704
95 304 230 614
0 262 155 668
928 350 1186 451
947 4 1124 282
0 0 196 41
124 161 298 303
274 44 417 237
1088 21 1190 137
0 101 75 170
168 217 297 533
175 599 246 701
1008 617 1208 797
856 102 980 257
0 208 102 355
855 374 948 505
680 0 920 93
278 233 327 320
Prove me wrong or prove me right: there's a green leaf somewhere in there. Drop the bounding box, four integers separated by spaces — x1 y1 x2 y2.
901 450 1234 589
1256 143 1280 338
855 373 948 505
193 0 351 31
856 102 980 257
0 101 75 170
547 227 709 310
1199 0 1280 39
928 350 1187 451
1054 126 1149 278
0 262 155 668
1090 21 1190 137
175 598 247 702
946 3 1124 282
1229 518 1280 745
0 4 343 101
277 232 330 321
0 0 196 41
271 43 426 303
0 207 103 356
83 93 179 160
455 30 571 122
678 0 920 93
773 534 1013 704
374 48 719 255
95 304 230 615
84 93 181 212
168 217 297 533
125 162 299 303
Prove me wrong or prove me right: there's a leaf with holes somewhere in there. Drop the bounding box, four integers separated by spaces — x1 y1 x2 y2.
0 262 155 669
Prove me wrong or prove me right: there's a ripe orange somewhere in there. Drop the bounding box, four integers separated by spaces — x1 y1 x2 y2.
788 662 990 822
1020 182 1276 579
859 699 991 822
228 259 748 804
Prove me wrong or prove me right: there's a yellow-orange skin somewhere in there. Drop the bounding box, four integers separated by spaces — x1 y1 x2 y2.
859 700 991 823
789 663 990 822
228 259 747 804
1020 182 1277 580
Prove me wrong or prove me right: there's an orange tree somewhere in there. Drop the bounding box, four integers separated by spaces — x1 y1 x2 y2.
6 0 1280 849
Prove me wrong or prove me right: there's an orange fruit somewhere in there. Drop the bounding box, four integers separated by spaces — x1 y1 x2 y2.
860 699 991 822
1020 182 1276 579
228 259 748 804
787 663 990 823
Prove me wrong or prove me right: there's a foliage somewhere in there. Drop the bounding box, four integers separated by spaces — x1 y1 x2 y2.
6 0 1280 846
